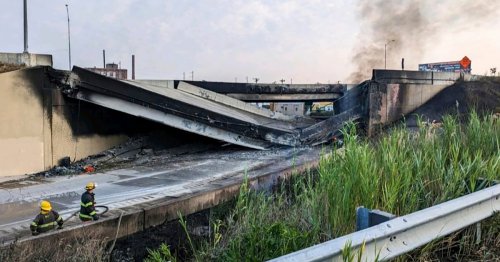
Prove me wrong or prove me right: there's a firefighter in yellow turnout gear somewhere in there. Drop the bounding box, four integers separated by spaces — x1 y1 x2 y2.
30 200 64 236
80 182 99 221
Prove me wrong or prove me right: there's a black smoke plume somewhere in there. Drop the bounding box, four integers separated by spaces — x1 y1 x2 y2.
348 1 500 82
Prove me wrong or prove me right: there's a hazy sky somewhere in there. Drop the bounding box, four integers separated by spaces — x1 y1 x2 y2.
1 0 499 83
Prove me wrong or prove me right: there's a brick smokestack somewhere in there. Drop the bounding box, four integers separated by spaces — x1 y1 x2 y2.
132 55 135 80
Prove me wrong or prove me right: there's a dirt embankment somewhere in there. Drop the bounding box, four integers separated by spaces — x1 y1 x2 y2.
406 77 500 125
0 63 25 73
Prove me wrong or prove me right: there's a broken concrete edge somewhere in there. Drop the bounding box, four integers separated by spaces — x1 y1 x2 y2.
0 150 331 254
175 81 296 121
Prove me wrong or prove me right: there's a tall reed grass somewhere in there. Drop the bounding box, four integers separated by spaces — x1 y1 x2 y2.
147 111 499 261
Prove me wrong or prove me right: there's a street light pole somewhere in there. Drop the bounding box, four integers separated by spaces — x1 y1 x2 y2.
384 43 387 69
65 4 72 70
384 40 395 69
23 0 28 53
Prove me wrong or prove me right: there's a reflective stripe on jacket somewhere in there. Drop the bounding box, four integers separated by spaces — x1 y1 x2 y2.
30 210 63 233
80 191 96 220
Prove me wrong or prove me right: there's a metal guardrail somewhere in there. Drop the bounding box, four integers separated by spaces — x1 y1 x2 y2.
270 184 500 262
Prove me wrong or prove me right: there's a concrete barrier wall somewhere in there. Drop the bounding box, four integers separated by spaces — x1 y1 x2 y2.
0 52 53 67
0 68 51 176
0 68 128 177
372 69 462 85
367 70 460 135
369 83 450 126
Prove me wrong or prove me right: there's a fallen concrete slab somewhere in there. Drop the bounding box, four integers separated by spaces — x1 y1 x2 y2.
74 89 274 149
172 81 298 121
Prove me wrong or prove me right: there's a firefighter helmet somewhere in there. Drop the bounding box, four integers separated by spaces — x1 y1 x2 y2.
85 182 96 190
40 200 52 211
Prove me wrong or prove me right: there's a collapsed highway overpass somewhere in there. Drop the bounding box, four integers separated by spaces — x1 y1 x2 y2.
0 65 479 259
64 66 363 149
0 66 471 177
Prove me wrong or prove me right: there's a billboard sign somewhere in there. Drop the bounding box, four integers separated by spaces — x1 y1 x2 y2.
419 56 471 73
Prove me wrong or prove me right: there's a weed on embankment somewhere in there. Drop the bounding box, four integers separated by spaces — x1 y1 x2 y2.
146 111 499 261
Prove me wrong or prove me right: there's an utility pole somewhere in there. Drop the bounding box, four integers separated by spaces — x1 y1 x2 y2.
253 77 259 83
65 4 72 70
191 71 194 81
183 72 185 80
23 0 28 53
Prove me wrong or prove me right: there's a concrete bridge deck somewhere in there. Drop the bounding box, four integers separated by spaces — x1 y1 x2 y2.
0 145 323 245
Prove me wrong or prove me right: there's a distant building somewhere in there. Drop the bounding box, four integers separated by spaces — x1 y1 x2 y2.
419 56 471 73
86 63 127 79
271 102 304 116
253 102 271 110
311 102 334 112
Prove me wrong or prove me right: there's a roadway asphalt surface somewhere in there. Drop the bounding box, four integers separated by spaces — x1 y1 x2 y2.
0 146 322 243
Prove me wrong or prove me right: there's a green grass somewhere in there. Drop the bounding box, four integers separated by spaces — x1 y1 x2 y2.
146 111 499 261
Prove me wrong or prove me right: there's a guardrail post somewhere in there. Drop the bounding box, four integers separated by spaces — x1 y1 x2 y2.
475 222 482 245
356 206 396 231
356 206 370 231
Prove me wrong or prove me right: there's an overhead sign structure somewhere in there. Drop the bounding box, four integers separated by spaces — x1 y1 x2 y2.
419 56 471 73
